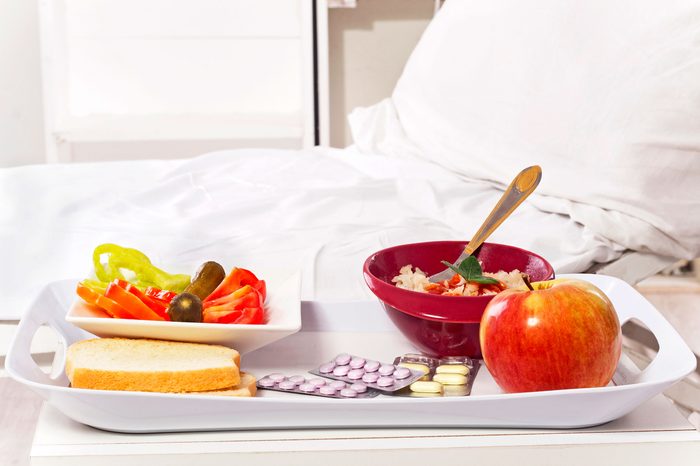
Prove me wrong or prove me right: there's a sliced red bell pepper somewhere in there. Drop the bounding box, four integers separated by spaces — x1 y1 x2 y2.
234 306 264 325
145 286 178 304
203 284 260 310
254 279 266 302
149 295 172 309
204 268 266 303
76 282 133 319
113 279 170 320
202 285 264 324
204 309 242 324
209 306 264 324
204 306 264 324
104 281 165 321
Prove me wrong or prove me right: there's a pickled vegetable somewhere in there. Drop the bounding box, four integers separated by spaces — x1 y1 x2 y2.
184 261 226 300
167 292 203 322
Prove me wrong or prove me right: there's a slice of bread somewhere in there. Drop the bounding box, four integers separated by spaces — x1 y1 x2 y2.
66 338 241 393
186 373 257 397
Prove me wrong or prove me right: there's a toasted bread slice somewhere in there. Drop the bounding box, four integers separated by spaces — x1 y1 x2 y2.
66 338 241 393
187 373 257 397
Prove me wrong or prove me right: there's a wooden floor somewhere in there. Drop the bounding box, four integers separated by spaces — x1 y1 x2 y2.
1 276 698 466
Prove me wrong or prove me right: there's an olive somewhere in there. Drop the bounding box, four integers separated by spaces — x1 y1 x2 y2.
167 292 203 322
184 261 226 300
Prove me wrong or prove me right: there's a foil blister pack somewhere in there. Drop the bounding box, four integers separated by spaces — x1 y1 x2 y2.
308 353 427 392
391 353 480 397
257 373 380 399
256 353 479 400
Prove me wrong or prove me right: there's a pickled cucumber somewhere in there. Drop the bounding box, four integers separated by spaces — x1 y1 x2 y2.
184 261 226 300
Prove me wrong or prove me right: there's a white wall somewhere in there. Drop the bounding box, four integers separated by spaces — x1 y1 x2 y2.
328 0 433 147
0 0 46 167
0 0 433 166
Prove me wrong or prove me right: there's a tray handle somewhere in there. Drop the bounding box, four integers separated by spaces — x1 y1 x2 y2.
6 282 84 387
611 277 697 385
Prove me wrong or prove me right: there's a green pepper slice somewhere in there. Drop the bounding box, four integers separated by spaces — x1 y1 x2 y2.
92 243 190 292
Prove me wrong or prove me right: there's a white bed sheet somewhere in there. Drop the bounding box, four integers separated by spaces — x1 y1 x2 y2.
348 0 700 262
0 147 623 320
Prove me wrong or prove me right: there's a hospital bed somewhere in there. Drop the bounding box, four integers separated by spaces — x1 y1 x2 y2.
0 145 682 320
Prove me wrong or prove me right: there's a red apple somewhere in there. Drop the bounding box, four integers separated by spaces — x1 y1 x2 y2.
479 278 621 393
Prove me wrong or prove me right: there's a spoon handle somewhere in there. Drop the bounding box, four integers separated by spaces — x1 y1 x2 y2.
463 165 542 256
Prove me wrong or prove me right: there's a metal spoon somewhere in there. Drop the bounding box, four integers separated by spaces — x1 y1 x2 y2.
428 165 542 283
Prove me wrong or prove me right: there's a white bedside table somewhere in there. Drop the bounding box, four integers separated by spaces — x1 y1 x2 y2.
30 394 700 466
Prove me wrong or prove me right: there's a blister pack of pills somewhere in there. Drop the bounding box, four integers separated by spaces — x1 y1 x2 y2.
257 373 380 399
391 354 480 397
309 353 426 392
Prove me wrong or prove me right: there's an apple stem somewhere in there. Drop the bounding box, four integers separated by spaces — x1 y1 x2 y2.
521 273 535 291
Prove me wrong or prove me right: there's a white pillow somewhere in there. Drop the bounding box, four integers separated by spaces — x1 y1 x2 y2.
350 0 700 260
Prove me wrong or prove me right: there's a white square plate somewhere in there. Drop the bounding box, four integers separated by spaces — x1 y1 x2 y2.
65 269 301 354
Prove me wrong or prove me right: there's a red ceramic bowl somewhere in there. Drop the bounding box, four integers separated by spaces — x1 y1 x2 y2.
363 241 554 358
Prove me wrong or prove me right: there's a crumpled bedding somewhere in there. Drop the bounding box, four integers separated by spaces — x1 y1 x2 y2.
0 147 623 320
348 0 700 261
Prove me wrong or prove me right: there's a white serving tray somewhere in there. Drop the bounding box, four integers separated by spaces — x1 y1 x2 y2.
6 274 696 433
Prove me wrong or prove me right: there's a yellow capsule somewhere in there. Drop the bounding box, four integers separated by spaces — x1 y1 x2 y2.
443 385 469 397
409 380 444 394
432 373 468 385
410 391 442 398
435 364 469 376
398 362 430 374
